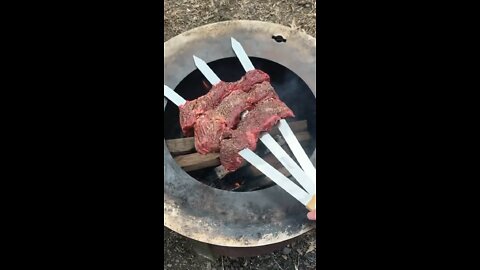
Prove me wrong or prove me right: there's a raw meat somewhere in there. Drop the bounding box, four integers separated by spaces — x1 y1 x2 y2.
194 91 248 154
219 97 295 171
194 81 278 154
179 81 228 136
179 69 270 136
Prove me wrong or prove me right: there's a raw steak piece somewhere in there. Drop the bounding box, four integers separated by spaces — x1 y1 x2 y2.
219 97 294 171
245 81 279 104
232 69 271 92
194 82 278 154
178 81 230 136
179 70 270 136
194 91 248 154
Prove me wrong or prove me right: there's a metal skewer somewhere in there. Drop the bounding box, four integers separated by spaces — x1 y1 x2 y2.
231 37 316 210
163 40 317 211
231 37 317 191
192 55 315 196
193 56 221 85
163 81 315 210
164 85 186 106
194 52 317 210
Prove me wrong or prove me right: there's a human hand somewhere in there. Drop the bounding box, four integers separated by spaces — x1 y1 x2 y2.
307 210 316 221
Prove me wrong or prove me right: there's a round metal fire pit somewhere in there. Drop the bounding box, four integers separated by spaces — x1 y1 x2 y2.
164 20 316 250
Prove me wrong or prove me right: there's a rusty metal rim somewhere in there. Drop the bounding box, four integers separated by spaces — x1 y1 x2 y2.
164 20 316 247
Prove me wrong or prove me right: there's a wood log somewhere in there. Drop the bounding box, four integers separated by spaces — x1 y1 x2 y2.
174 153 220 172
165 137 195 156
210 131 312 180
166 120 308 156
175 131 312 172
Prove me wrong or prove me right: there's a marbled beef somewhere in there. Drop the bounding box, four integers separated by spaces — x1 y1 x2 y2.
178 69 270 136
219 97 295 171
194 81 279 154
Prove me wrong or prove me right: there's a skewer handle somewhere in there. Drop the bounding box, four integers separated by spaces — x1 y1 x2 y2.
306 194 316 211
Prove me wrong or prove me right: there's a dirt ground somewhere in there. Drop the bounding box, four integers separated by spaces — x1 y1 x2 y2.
164 0 316 42
164 0 317 269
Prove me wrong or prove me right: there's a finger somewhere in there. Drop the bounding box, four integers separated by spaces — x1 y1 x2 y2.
307 211 316 220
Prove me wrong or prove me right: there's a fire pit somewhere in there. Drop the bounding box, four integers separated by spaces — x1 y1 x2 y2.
164 20 316 257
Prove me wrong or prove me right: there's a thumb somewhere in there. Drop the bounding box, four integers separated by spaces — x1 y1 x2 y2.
307 210 316 220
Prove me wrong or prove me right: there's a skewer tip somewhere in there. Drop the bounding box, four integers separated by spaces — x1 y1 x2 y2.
193 55 207 66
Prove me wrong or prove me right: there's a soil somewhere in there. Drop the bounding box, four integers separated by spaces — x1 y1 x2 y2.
164 0 316 42
164 227 317 270
164 1 317 269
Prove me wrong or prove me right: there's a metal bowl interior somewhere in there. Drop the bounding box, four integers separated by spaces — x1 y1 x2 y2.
164 20 316 247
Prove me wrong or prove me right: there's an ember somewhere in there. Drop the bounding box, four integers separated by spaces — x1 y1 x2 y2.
201 80 211 91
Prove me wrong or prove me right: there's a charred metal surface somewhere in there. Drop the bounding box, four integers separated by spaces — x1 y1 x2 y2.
164 20 316 248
